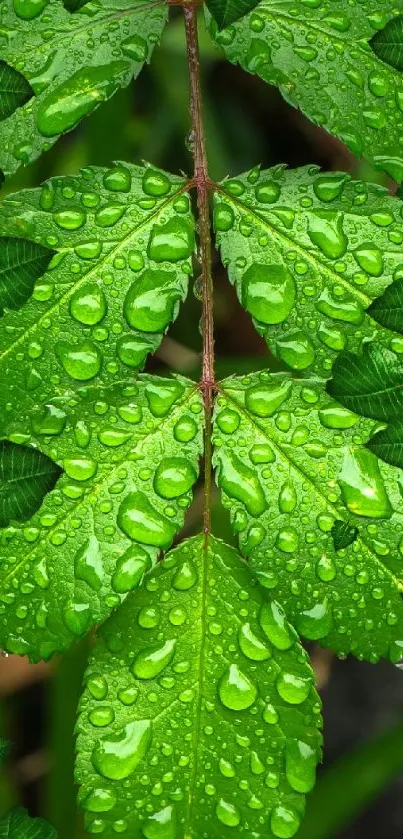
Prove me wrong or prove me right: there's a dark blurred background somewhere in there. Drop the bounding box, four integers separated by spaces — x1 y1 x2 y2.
1 11 403 838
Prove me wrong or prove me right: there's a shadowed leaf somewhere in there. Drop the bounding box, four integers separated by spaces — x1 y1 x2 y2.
327 343 403 422
0 60 33 121
0 440 62 528
0 237 55 314
370 15 403 71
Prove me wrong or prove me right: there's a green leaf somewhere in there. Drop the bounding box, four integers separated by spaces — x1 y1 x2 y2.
213 370 403 662
327 343 403 421
208 5 403 182
0 440 62 527
370 15 403 71
331 520 359 552
0 1 167 177
0 375 203 661
0 163 194 435
366 422 403 469
0 237 55 314
213 166 403 375
0 807 57 838
368 277 403 334
0 60 33 121
206 0 260 31
76 534 322 838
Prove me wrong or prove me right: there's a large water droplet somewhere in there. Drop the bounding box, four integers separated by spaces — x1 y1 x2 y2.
153 457 197 499
217 450 267 516
70 283 107 325
112 545 150 594
238 622 271 660
91 720 152 780
124 269 181 333
242 262 295 324
295 599 332 640
338 448 393 519
118 492 176 548
148 218 194 262
56 340 101 381
285 739 317 793
132 640 176 679
308 211 347 259
259 601 295 650
218 663 257 710
245 379 291 417
270 805 301 838
276 672 311 704
142 806 176 839
82 787 117 813
36 62 129 136
75 535 103 591
13 0 48 19
215 799 241 827
142 169 170 197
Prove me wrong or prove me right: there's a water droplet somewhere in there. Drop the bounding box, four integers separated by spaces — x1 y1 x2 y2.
132 640 176 679
142 169 171 197
103 166 131 193
313 173 347 202
255 180 281 203
13 0 48 19
354 244 384 277
215 799 241 827
75 535 103 591
308 211 347 259
295 599 332 640
318 405 358 429
242 263 295 325
89 705 115 727
117 335 152 369
214 202 235 232
276 672 311 704
285 739 317 793
56 340 101 381
92 720 152 780
70 283 107 325
118 492 177 548
279 481 297 513
142 806 176 839
270 805 301 838
316 554 336 582
239 622 271 660
53 207 86 230
37 62 129 136
172 559 198 590
87 674 108 700
173 416 198 442
64 456 97 481
216 408 240 434
276 331 315 369
153 457 197 499
112 545 150 594
245 379 291 417
260 602 295 650
32 403 66 436
217 449 267 516
124 269 181 333
145 380 184 418
218 664 257 710
219 757 235 777
83 787 117 813
148 218 194 262
316 288 364 325
338 448 393 519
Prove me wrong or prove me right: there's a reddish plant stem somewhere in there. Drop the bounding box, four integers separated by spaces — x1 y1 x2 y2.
184 4 215 536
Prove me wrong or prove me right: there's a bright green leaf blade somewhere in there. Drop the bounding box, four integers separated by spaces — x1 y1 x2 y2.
366 421 403 469
0 440 62 527
76 534 322 838
213 371 403 662
368 277 403 333
206 0 260 31
0 163 194 432
0 1 167 177
327 343 403 421
0 60 33 121
0 808 57 838
0 237 55 313
213 166 403 375
0 375 203 661
208 4 403 182
370 15 403 71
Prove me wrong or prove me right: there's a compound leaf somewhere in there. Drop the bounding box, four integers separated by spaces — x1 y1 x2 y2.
0 440 62 527
370 15 403 71
213 166 403 375
76 534 322 838
368 277 403 333
0 163 194 436
0 0 167 176
0 375 203 661
366 422 403 469
213 371 403 662
0 60 33 121
327 343 403 421
0 808 57 838
209 4 403 182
